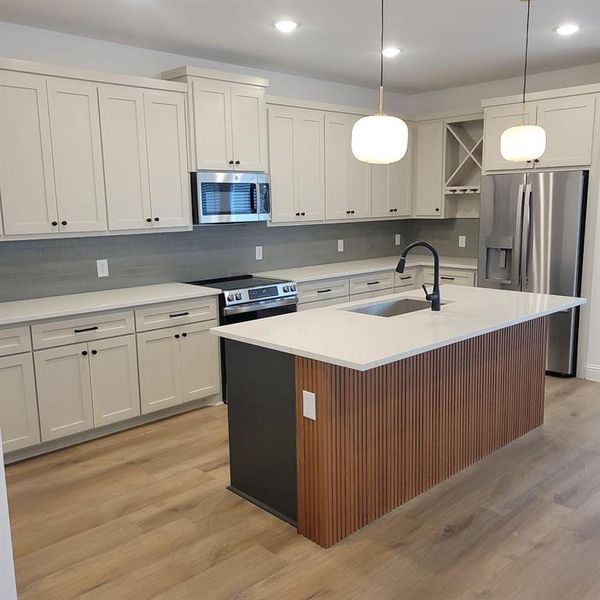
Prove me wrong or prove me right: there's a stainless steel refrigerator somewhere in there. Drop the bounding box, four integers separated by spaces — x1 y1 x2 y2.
478 170 588 376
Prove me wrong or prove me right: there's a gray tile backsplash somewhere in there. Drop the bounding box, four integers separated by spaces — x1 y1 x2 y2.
0 219 479 301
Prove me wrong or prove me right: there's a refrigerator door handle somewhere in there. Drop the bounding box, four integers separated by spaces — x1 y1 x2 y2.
514 183 525 288
520 183 532 288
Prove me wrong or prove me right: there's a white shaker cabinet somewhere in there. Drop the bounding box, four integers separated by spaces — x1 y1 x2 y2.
325 113 371 220
89 335 140 427
180 321 220 403
0 353 40 453
269 105 325 223
371 154 411 218
46 78 107 233
35 343 95 442
412 121 444 218
0 71 58 235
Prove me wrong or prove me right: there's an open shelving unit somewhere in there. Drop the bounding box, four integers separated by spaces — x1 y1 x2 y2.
443 117 483 218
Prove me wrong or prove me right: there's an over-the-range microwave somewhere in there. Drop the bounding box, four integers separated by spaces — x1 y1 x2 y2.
191 172 270 224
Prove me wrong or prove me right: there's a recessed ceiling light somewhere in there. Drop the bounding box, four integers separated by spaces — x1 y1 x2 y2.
382 47 402 58
274 20 299 33
555 23 580 36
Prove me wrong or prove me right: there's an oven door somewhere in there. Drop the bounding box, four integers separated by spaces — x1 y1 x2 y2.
194 172 260 224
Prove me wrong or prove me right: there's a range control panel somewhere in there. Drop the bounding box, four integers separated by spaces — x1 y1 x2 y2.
223 282 297 306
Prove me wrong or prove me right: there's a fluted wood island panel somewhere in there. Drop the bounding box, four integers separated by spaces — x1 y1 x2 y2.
295 317 548 547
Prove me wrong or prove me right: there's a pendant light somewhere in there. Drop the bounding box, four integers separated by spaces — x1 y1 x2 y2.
500 0 546 162
351 0 408 164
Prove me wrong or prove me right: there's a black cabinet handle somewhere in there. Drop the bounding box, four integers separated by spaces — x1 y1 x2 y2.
534 159 540 163
317 288 332 294
91 349 98 355
51 221 58 226
169 311 190 318
351 210 355 214
435 208 440 212
181 332 187 337
74 326 99 333
154 217 160 222
295 212 300 217
235 160 240 165
81 350 88 356
400 276 411 280
440 276 455 281
301 212 306 216
174 334 180 339
146 218 152 223
61 220 68 226
229 160 234 165
366 281 380 286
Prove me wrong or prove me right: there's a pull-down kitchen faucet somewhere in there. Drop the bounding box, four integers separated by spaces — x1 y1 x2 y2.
396 241 441 311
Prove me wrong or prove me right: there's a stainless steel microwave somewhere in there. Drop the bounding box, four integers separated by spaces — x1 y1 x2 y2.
191 172 270 224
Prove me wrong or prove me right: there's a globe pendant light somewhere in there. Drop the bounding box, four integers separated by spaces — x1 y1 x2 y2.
351 0 408 164
500 0 546 162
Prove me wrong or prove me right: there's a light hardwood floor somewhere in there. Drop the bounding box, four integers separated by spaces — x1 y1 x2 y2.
6 376 600 600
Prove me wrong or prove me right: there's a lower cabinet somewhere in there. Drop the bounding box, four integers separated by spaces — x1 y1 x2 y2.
35 334 140 442
0 353 40 452
349 289 393 302
137 320 220 414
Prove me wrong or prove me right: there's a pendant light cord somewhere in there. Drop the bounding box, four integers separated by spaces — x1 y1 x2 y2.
521 0 531 121
379 0 384 114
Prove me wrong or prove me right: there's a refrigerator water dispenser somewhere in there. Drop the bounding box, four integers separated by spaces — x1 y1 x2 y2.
485 235 513 284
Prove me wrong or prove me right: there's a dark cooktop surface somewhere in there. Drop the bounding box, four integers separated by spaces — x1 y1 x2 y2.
189 275 289 291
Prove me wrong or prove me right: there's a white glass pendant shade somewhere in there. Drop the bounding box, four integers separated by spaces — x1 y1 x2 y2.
500 124 546 162
351 114 408 164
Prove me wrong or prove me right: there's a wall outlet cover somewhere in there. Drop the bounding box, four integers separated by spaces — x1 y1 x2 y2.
255 246 263 260
459 235 466 248
337 239 344 253
96 259 109 278
303 390 317 420
395 233 402 246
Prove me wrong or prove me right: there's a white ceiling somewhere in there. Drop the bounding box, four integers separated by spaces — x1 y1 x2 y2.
0 0 598 93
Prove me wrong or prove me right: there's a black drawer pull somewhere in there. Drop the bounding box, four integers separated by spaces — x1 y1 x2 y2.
181 332 188 337
366 281 380 286
74 326 99 334
91 350 98 355
317 289 332 294
400 276 411 280
441 276 455 281
169 311 190 318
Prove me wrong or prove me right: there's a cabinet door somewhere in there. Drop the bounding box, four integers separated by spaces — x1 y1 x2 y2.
35 343 94 441
180 321 220 403
0 71 58 235
137 327 182 414
89 335 140 426
372 159 411 219
0 353 40 452
347 115 372 219
325 113 351 219
413 121 444 217
296 109 325 221
482 104 537 171
535 95 595 168
98 85 152 231
191 79 233 170
268 106 298 222
230 85 268 172
47 78 107 233
144 91 191 229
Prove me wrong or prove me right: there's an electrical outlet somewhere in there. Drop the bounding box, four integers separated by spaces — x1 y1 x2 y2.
459 235 466 248
255 246 263 260
96 259 109 278
395 233 402 246
337 239 344 253
303 390 317 420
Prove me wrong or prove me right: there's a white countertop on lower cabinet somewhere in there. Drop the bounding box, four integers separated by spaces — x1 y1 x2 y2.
212 285 585 371
0 283 220 327
254 255 477 283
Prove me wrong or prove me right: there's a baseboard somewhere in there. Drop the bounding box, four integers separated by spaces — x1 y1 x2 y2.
586 364 600 382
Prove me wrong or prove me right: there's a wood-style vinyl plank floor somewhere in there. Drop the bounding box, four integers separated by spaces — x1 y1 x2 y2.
6 376 600 599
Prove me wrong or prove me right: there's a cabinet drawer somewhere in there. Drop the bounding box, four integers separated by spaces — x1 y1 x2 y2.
32 311 135 350
350 289 393 302
349 271 395 295
297 296 349 311
297 278 349 304
0 326 31 357
394 268 419 290
135 297 218 332
423 267 475 287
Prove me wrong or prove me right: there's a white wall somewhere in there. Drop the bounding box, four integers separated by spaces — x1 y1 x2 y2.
0 432 17 600
0 21 412 115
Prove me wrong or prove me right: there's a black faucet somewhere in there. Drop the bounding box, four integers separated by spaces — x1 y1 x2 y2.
396 241 441 311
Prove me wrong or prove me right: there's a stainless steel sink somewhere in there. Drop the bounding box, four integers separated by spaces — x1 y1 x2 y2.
345 298 434 317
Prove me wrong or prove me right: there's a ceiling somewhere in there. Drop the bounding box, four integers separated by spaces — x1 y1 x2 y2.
0 0 598 94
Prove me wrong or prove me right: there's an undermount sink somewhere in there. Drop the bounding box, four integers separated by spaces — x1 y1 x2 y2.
345 298 436 318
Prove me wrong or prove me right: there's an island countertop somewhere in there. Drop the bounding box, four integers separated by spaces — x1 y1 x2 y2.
211 285 585 371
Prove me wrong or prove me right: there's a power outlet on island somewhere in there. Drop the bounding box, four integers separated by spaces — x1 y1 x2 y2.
458 235 466 248
96 259 109 278
337 239 344 253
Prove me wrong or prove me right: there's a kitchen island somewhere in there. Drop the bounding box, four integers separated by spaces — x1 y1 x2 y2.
212 285 585 547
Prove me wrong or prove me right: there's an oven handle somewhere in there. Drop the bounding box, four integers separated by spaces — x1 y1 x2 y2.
222 296 298 316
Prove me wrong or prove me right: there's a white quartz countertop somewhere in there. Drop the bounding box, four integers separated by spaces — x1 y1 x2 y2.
0 283 219 326
254 255 477 283
212 286 585 371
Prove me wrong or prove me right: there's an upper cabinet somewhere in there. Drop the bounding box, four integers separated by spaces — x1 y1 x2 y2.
0 59 191 240
269 105 325 223
163 67 269 172
482 93 596 171
412 121 444 218
371 150 411 219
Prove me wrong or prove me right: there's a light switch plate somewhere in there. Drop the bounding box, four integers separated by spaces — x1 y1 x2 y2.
96 259 109 278
337 239 344 253
459 235 466 248
255 246 263 260
302 390 316 420
395 233 402 246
